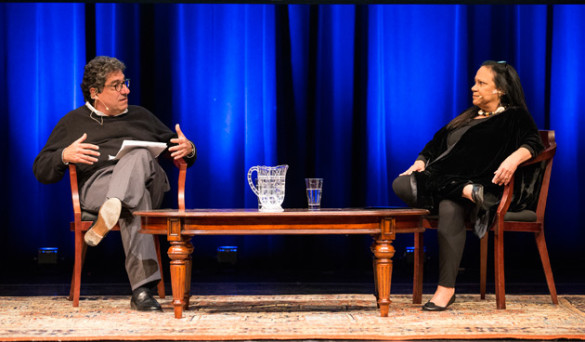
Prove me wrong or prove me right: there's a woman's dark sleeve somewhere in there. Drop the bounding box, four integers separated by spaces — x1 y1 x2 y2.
418 126 449 164
514 109 544 157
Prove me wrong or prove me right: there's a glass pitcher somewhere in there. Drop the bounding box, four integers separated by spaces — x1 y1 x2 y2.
247 164 288 212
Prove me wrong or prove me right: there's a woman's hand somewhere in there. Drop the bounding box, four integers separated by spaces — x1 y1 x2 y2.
492 147 532 186
400 160 425 176
492 158 518 186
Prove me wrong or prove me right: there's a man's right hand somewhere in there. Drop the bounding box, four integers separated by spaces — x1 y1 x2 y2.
62 133 100 165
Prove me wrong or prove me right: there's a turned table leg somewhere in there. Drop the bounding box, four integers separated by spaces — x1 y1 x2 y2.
166 218 193 319
168 238 192 318
183 241 194 310
372 217 396 317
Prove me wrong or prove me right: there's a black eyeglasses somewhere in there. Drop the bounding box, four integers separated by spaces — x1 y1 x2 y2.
107 79 130 92
497 60 508 70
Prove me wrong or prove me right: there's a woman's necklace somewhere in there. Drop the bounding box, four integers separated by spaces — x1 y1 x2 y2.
478 106 506 117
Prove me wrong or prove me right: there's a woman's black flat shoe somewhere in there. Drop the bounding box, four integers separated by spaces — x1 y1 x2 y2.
422 294 456 311
471 184 485 208
470 184 498 239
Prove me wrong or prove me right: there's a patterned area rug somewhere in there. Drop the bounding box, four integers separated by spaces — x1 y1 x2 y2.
1 294 585 341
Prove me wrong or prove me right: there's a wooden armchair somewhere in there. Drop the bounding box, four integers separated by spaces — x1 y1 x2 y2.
419 130 557 309
68 158 188 307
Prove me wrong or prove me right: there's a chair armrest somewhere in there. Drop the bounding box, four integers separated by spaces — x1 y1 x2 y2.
173 158 188 211
519 146 556 167
495 175 515 223
68 164 83 222
495 130 557 225
495 151 549 221
521 130 557 167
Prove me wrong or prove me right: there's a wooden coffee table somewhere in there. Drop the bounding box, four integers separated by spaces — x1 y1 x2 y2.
135 208 428 318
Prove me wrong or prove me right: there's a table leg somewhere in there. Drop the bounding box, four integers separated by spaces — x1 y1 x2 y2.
370 239 379 306
168 237 193 319
372 234 395 317
184 241 194 310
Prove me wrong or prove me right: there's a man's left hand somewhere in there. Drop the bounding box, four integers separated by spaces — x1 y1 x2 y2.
169 124 194 160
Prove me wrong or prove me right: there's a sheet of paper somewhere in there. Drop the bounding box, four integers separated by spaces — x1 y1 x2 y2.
109 140 168 160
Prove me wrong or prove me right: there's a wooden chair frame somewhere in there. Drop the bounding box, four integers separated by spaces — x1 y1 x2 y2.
418 130 558 309
68 157 187 307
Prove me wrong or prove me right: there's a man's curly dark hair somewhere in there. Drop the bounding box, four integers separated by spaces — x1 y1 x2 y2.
80 56 126 104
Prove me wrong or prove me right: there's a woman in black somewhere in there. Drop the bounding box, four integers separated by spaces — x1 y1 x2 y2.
392 61 543 311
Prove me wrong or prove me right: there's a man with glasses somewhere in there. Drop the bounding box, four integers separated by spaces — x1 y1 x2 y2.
33 56 197 312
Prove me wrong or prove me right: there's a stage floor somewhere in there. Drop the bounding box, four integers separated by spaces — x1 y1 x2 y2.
2 247 584 297
2 269 583 297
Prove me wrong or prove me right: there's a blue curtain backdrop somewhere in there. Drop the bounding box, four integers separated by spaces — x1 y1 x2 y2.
1 3 584 281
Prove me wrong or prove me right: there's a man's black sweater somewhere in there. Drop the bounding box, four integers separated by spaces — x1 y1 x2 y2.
33 105 195 187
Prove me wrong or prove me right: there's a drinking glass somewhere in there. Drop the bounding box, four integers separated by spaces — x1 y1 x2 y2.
305 178 323 210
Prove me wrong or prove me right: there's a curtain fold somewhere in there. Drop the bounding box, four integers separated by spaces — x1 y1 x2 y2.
366 5 469 205
548 5 585 247
1 3 85 255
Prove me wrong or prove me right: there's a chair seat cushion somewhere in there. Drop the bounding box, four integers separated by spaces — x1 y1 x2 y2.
503 209 537 222
425 209 537 224
81 211 98 222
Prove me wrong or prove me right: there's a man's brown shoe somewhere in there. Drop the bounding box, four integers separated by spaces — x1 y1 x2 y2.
84 198 122 246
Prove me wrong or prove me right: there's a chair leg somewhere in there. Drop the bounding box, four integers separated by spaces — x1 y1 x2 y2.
493 230 506 309
153 236 166 298
69 230 87 307
480 234 488 300
534 231 558 304
412 231 424 304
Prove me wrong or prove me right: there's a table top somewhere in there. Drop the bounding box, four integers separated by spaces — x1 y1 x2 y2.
135 208 429 235
134 207 428 218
